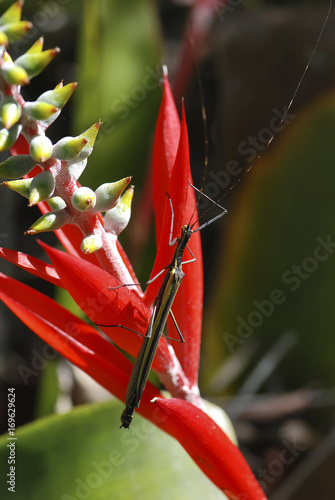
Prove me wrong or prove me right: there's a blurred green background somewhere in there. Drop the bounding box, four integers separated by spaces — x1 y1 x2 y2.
1 0 335 498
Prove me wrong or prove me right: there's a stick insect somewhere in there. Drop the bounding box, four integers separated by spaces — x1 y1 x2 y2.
105 1 333 428
120 189 227 428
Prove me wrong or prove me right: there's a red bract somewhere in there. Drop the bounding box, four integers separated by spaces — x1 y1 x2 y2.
155 398 267 500
147 71 203 385
0 75 266 498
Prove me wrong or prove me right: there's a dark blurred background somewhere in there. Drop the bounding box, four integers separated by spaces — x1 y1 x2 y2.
1 1 335 498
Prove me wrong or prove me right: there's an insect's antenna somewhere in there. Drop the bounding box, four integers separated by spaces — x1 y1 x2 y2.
185 16 211 226
190 183 227 232
197 72 209 199
198 0 333 215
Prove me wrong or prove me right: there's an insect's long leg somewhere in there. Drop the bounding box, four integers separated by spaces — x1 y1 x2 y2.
110 193 180 292
181 243 196 266
108 265 169 291
95 323 147 337
169 309 185 343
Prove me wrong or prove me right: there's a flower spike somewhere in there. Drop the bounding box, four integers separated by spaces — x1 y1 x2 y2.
25 209 70 235
15 46 60 79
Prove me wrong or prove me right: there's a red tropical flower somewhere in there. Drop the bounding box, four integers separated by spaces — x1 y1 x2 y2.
0 72 266 500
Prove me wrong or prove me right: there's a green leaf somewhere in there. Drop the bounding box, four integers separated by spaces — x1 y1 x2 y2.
0 399 225 500
203 89 335 389
73 0 162 190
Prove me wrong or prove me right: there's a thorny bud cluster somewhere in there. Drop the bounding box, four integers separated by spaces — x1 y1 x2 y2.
0 1 133 255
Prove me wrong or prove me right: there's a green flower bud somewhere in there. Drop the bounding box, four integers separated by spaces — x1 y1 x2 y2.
69 122 100 166
53 136 87 161
0 1 24 24
29 170 55 206
25 208 70 235
23 101 59 121
81 233 102 255
71 187 96 212
37 82 77 110
0 61 30 85
15 47 60 79
0 123 22 151
2 49 12 62
0 21 32 43
0 31 8 46
47 196 67 211
26 37 44 54
1 98 22 129
29 135 53 162
95 177 132 212
0 154 36 179
104 186 134 236
1 178 32 199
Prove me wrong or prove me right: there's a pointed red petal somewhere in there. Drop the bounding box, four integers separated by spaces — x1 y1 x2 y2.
154 398 267 500
169 188 203 387
145 104 190 306
39 241 184 377
147 104 204 386
152 69 181 233
39 241 150 355
0 247 61 287
0 271 160 409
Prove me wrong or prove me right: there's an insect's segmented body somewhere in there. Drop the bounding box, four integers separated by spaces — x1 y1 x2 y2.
120 224 193 428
